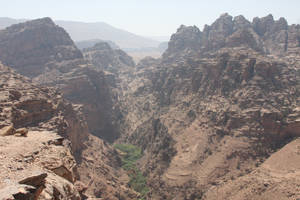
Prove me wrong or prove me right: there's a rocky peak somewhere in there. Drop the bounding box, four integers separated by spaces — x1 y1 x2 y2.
163 14 300 57
0 17 82 77
273 17 288 32
251 15 289 54
233 15 251 31
137 56 160 69
252 14 275 36
225 28 264 52
83 42 135 73
163 25 202 58
201 13 235 51
5 17 56 31
210 13 234 34
86 41 113 51
252 14 288 35
0 19 122 143
204 13 234 36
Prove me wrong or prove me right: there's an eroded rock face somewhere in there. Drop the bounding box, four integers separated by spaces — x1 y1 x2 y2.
0 18 120 142
83 42 135 73
163 25 202 58
203 138 300 200
0 17 82 78
53 66 120 142
0 63 138 199
114 14 300 199
0 63 82 199
163 13 300 59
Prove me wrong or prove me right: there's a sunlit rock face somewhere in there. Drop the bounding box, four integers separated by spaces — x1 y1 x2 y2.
0 17 82 78
113 14 300 199
0 17 123 142
0 19 139 199
83 41 135 73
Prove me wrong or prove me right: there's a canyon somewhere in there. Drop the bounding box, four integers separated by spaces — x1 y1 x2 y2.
0 13 299 199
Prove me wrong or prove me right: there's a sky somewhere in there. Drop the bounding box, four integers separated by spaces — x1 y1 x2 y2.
1 0 300 36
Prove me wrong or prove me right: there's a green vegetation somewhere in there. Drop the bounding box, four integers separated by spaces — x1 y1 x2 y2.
114 143 143 170
114 144 149 199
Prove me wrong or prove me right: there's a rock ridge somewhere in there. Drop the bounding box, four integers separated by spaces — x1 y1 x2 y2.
163 13 300 59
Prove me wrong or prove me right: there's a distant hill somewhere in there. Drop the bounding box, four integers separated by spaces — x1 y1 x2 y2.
75 39 120 50
0 17 26 29
147 35 170 42
0 17 160 49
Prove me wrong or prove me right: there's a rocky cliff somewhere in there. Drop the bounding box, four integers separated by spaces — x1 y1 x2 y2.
0 19 139 199
0 63 82 199
112 14 300 199
0 62 138 199
163 13 300 59
0 18 82 78
83 41 135 73
0 18 121 142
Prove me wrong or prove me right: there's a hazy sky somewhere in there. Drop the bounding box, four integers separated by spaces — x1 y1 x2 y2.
1 0 300 36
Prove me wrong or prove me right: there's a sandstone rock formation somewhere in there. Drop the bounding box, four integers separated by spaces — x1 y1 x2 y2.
0 18 121 142
0 18 82 78
164 13 300 59
204 138 300 200
111 14 300 199
0 63 138 199
0 63 82 199
83 41 135 73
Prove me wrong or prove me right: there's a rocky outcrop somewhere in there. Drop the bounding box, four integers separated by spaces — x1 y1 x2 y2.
0 18 82 78
114 14 300 199
0 63 82 199
52 66 120 142
163 13 300 59
203 138 300 200
225 28 264 52
252 15 289 55
76 39 120 50
129 118 176 175
83 41 135 73
0 63 138 199
0 18 120 142
163 25 202 58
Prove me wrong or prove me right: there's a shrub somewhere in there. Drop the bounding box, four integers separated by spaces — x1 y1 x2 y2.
114 144 149 198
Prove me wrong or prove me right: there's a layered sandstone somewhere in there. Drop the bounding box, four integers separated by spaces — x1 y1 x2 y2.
83 42 135 73
0 63 137 199
0 18 120 142
0 63 82 199
112 14 300 199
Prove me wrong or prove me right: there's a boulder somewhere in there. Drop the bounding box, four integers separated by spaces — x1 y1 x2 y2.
0 125 15 136
14 128 28 137
0 184 36 200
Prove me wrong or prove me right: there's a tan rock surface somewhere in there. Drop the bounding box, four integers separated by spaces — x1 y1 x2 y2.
0 63 137 199
0 17 122 143
112 14 300 199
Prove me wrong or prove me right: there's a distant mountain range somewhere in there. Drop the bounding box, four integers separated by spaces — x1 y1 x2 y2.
147 36 170 42
0 17 166 49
